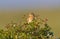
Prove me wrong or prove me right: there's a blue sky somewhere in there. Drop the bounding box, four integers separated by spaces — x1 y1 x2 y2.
0 0 60 9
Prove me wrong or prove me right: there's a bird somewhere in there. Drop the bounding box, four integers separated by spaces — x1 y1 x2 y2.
27 12 35 24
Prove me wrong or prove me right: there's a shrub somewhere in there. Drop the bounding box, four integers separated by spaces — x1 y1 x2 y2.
0 13 54 39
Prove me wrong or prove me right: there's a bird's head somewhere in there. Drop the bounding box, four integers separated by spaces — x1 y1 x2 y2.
28 12 35 18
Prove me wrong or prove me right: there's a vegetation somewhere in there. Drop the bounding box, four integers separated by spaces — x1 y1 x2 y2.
0 13 54 39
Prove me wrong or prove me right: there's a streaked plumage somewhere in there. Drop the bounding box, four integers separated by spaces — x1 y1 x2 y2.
27 13 35 24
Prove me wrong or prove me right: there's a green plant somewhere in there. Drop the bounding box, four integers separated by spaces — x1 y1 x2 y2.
0 14 54 39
